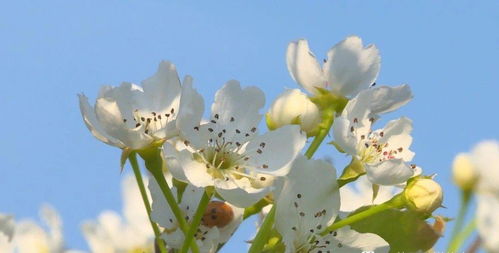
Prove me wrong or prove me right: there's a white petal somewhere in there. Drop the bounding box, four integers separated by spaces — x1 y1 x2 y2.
163 142 188 182
471 140 499 193
332 117 360 156
366 159 414 185
322 226 389 252
477 194 499 251
247 125 306 176
177 150 215 187
95 98 153 149
210 81 265 144
78 94 124 148
149 176 177 230
141 61 181 112
179 184 204 221
176 76 206 149
121 175 151 237
286 39 326 94
378 117 415 161
215 177 271 207
339 176 400 212
366 84 413 115
324 36 380 97
276 156 340 251
98 82 145 120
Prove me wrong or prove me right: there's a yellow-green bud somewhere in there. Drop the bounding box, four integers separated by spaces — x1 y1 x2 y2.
266 89 320 135
404 177 443 215
452 153 477 191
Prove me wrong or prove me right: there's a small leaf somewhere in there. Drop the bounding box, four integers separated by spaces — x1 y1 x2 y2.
349 207 442 252
120 148 132 172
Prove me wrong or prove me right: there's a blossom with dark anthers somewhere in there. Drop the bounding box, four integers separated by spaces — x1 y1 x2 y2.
149 180 243 253
332 85 417 186
275 156 388 252
79 61 198 150
286 36 380 98
171 81 306 207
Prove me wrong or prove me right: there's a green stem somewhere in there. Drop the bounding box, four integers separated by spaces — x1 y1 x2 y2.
243 198 271 220
248 206 276 253
447 191 472 251
128 153 168 253
140 148 200 253
320 194 405 236
180 190 213 253
448 219 477 253
304 108 335 159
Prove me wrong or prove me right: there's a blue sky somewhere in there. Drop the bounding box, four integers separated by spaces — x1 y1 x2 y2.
1 0 497 251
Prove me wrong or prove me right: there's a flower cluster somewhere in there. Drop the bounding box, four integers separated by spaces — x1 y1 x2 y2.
3 35 469 253
74 36 447 253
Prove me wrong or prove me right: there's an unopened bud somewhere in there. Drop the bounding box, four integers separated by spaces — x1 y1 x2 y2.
266 89 320 135
404 177 443 215
452 153 477 191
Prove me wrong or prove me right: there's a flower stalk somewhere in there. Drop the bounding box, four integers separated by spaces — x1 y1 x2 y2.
447 219 477 253
248 206 276 253
320 194 405 236
128 152 168 253
447 191 473 252
139 148 200 253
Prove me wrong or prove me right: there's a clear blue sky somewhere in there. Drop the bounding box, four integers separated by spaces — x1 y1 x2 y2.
1 0 497 251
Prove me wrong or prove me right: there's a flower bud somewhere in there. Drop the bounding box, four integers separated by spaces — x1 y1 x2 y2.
452 153 477 191
266 89 320 135
404 177 443 215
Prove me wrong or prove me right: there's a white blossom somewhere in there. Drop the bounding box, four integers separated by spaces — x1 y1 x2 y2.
286 37 380 98
275 156 388 252
466 140 499 251
11 205 80 253
82 175 154 253
333 86 416 185
79 61 197 150
173 81 306 207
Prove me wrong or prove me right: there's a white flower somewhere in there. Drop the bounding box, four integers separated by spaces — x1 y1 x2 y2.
339 176 400 212
333 85 416 185
82 175 154 253
12 205 78 253
275 156 388 252
287 37 380 97
173 81 306 207
149 178 243 253
266 89 321 134
469 140 499 194
79 61 195 150
0 214 15 252
465 140 499 251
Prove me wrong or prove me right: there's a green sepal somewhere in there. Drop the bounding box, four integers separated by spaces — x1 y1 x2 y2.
328 141 345 153
349 207 442 252
265 113 278 131
120 148 132 172
309 88 348 114
337 158 365 187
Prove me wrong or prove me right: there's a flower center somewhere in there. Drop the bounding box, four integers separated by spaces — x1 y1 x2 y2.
121 107 176 135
